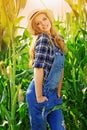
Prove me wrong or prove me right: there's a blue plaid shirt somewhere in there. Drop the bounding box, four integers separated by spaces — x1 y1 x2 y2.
33 33 64 81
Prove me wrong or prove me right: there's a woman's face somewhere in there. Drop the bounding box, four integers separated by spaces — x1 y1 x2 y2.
33 13 52 34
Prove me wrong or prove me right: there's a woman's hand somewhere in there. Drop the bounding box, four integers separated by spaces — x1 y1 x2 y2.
37 96 48 103
58 93 61 99
57 69 64 99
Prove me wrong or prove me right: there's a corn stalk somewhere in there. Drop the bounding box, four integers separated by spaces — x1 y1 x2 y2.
64 0 87 56
0 0 27 130
65 0 87 31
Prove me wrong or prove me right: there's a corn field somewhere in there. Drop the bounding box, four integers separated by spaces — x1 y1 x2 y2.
0 0 87 130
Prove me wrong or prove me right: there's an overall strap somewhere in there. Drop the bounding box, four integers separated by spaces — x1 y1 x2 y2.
44 53 64 90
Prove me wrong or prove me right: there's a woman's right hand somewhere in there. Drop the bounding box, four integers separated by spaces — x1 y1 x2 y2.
37 96 48 103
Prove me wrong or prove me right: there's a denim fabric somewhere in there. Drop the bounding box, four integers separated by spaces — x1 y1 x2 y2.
26 53 66 130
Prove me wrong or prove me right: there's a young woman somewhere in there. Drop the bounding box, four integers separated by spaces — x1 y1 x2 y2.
26 9 66 130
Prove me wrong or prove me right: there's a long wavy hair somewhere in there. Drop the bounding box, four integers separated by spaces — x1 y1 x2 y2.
28 11 66 67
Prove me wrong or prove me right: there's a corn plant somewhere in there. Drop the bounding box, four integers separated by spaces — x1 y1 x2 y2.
0 0 28 130
54 1 87 129
63 28 87 130
59 0 87 129
65 0 87 37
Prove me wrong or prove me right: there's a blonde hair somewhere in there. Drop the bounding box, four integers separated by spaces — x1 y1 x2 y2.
28 10 66 67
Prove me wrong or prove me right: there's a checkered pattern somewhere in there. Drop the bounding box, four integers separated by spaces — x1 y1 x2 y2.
33 33 63 81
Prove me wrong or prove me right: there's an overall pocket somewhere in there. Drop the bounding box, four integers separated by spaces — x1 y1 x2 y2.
37 100 48 106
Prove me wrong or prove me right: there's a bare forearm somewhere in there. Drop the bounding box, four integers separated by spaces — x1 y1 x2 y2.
34 68 44 99
57 69 64 98
34 68 48 103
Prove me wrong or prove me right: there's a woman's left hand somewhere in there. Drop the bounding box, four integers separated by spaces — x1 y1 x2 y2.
58 93 61 99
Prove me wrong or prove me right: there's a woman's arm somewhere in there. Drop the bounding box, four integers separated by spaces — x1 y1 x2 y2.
33 34 49 103
34 68 48 103
57 69 64 98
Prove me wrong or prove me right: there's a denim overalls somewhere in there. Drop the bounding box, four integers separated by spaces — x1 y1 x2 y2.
26 52 65 130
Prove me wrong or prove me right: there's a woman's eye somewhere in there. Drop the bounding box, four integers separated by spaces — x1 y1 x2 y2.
36 22 40 26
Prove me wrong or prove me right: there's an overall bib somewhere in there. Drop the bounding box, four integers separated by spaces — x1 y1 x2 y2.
26 52 65 130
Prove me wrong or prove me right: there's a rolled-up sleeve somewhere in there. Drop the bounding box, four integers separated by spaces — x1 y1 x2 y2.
33 35 49 68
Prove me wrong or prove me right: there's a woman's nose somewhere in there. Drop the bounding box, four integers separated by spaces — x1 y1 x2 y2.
41 21 45 26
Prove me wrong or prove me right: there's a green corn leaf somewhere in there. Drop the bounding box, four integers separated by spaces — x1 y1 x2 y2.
0 104 11 125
